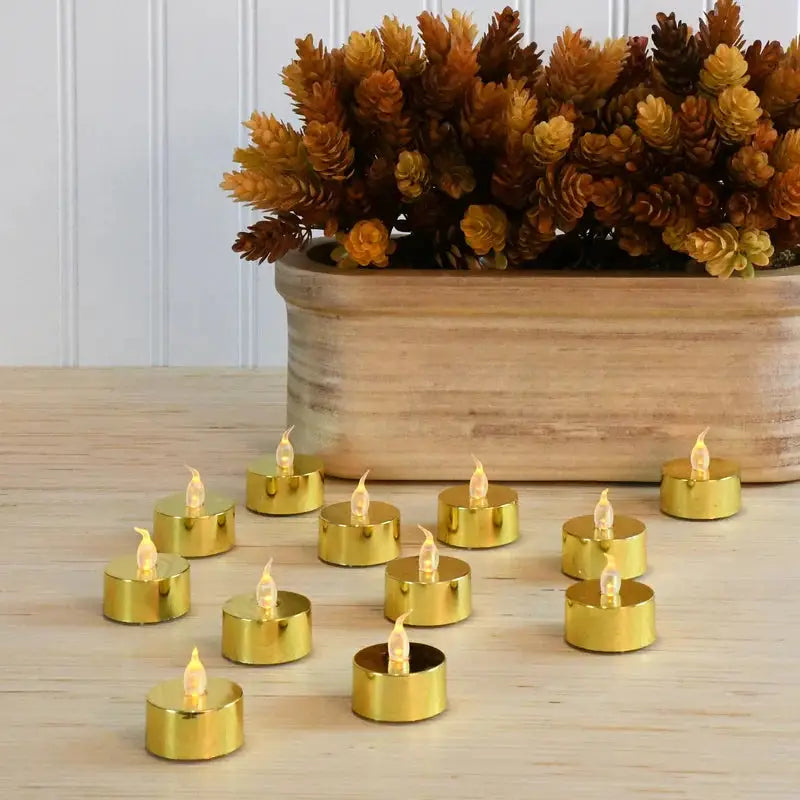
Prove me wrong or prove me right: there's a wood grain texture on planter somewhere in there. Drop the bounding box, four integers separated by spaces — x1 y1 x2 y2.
277 246 800 483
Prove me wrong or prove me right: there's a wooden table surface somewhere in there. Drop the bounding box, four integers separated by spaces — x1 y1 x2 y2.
2 369 798 799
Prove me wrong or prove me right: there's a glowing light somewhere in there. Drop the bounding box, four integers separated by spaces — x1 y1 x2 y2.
599 555 621 609
350 470 370 520
593 488 614 539
276 425 295 472
690 427 711 481
418 525 439 575
185 466 206 510
183 647 207 698
469 455 488 504
256 558 278 612
387 611 412 676
134 527 158 572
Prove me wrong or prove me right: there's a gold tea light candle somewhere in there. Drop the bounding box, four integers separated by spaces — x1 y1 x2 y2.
318 471 400 566
153 467 236 557
437 456 519 548
246 426 324 515
222 558 312 665
351 613 447 723
385 526 472 626
562 489 647 580
660 427 741 520
146 647 244 761
565 555 656 653
103 527 190 624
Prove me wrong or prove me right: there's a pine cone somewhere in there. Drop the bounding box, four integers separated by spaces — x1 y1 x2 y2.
417 11 450 65
508 42 544 86
772 217 800 248
232 215 308 263
606 125 646 171
631 173 697 228
678 95 719 167
379 16 425 79
460 204 509 255
730 145 774 187
745 40 784 93
687 224 772 278
769 165 800 219
695 182 721 224
575 133 612 171
761 66 800 117
712 86 762 143
303 121 354 181
477 7 523 83
460 79 508 151
662 214 697 253
446 10 478 46
354 70 412 149
508 210 557 264
772 131 800 171
600 85 652 131
591 176 632 224
699 44 749 95
697 0 745 59
336 219 396 267
538 162 593 232
617 224 660 256
282 39 346 127
395 150 430 199
615 37 652 91
432 223 480 270
505 84 539 144
727 191 777 229
420 39 479 114
524 115 575 164
294 81 346 129
753 118 778 153
343 31 384 81
636 95 680 153
651 12 701 95
435 151 477 199
244 113 305 171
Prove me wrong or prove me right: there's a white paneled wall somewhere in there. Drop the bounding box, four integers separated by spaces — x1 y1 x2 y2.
2 0 799 365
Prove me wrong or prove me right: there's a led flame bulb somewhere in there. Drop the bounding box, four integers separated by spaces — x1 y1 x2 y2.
183 646 207 698
350 470 370 519
134 527 158 572
469 455 488 504
599 555 621 608
387 611 412 675
275 425 295 473
593 488 614 538
185 466 206 510
690 427 711 481
418 525 439 574
256 558 278 611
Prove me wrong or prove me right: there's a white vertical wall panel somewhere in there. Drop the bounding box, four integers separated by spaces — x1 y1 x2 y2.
348 0 420 32
739 0 799 44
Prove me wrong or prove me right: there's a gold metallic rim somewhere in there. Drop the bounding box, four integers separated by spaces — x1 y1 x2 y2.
153 492 236 557
246 454 325 515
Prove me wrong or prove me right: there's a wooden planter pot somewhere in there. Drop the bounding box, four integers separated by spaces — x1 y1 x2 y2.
277 245 800 483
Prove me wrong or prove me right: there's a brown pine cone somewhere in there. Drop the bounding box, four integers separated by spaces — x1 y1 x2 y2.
761 66 800 117
293 81 346 129
508 212 557 264
768 165 800 219
617 224 660 256
343 31 384 81
678 95 719 167
395 150 430 200
753 118 778 153
730 145 774 187
616 37 652 91
524 115 575 164
508 42 544 86
460 79 508 151
379 16 424 79
591 176 633 224
460 204 509 255
712 86 762 143
303 121 354 181
771 131 800 171
636 95 680 153
354 70 412 148
631 172 697 228
662 214 697 253
432 223 479 270
772 217 800 248
601 85 652 131
697 0 745 59
727 191 777 229
694 182 721 224
575 133 612 171
418 11 450 65
606 125 646 171
651 12 701 95
699 44 749 95
537 162 593 232
476 7 523 83
435 151 477 200
745 40 784 94
420 40 479 114
232 215 308 263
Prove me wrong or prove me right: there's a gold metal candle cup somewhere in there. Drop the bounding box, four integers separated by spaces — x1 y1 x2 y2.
384 555 471 626
565 579 656 653
246 454 324 515
660 458 741 520
153 493 236 557
318 501 400 566
561 515 647 580
351 642 447 723
103 553 190 624
437 484 519 549
222 590 311 665
145 677 243 760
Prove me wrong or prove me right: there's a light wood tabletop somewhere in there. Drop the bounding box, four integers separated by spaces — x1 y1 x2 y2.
2 369 798 799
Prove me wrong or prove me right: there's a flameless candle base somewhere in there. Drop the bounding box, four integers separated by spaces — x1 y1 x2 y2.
221 590 311 665
384 555 471 626
660 458 741 520
318 501 400 566
153 493 236 557
561 515 647 580
437 484 518 549
246 454 324 515
103 553 190 624
351 642 447 722
565 579 656 653
145 676 243 760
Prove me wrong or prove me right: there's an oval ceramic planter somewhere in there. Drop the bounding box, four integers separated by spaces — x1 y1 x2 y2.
276 243 800 483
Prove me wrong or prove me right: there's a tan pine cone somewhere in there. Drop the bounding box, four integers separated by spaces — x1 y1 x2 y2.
745 40 784 93
662 214 697 253
435 151 477 200
730 145 774 187
631 173 697 228
762 66 800 116
523 115 574 164
699 44 749 95
636 95 680 153
753 119 778 153
337 219 396 267
687 224 774 278
712 86 762 143
606 125 645 171
294 81 346 129
678 95 719 168
461 79 508 150
446 10 478 45
417 11 450 65
460 204 509 255
354 70 412 148
302 121 354 181
221 169 273 206
537 162 593 232
601 85 652 131
505 86 538 143
343 31 383 81
727 192 777 229
575 133 611 171
244 113 305 171
771 131 800 171
395 150 430 200
617 224 660 256
591 177 632 225
768 165 800 219
232 215 307 263
379 16 424 79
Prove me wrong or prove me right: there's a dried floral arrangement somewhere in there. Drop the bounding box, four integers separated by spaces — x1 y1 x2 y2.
222 0 800 278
